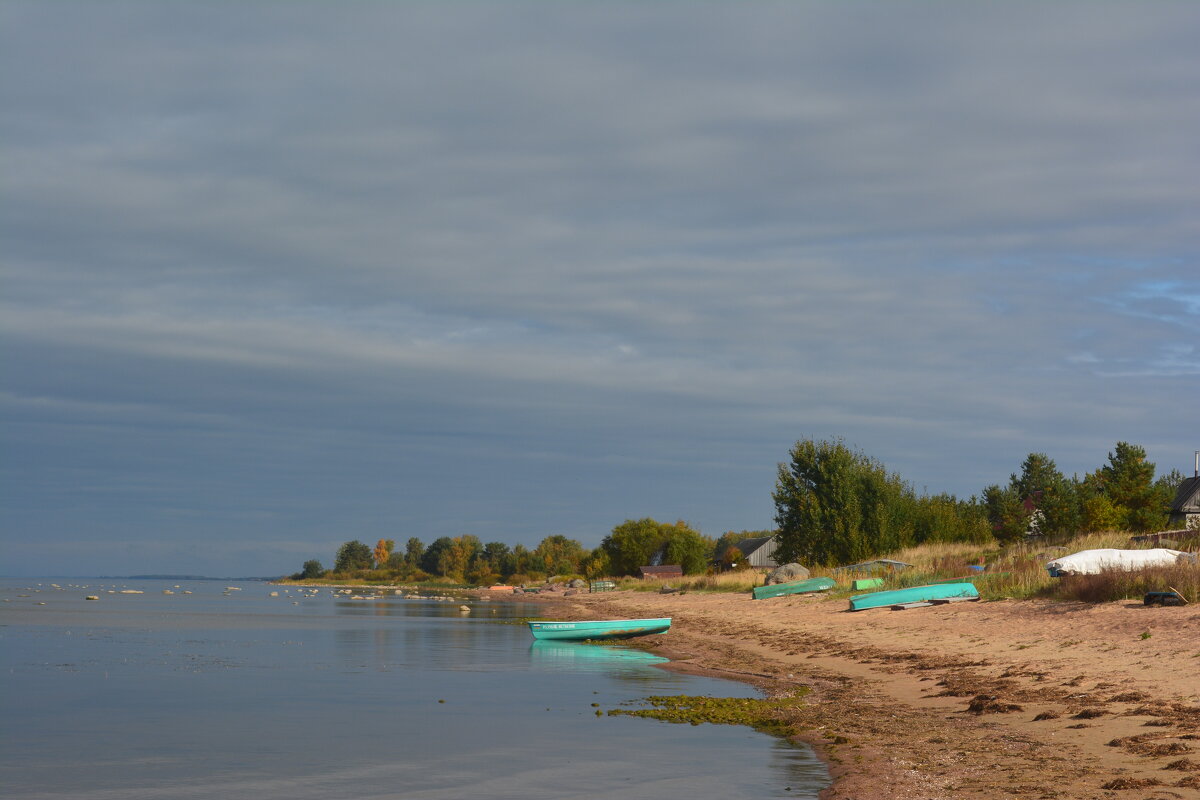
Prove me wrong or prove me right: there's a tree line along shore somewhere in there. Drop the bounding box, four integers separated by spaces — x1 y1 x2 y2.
283 438 1196 604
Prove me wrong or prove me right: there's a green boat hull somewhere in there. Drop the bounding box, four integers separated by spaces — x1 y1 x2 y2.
527 618 672 641
751 577 836 600
848 582 978 611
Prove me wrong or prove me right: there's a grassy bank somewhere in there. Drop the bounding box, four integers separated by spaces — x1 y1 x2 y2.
622 530 1198 603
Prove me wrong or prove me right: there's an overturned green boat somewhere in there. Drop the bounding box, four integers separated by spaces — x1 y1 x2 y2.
848 582 978 612
527 618 671 641
751 576 837 600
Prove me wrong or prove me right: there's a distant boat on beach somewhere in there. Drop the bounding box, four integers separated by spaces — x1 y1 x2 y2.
751 577 836 600
848 582 979 611
527 618 671 641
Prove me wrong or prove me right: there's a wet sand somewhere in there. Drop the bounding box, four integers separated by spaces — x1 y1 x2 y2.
535 589 1200 800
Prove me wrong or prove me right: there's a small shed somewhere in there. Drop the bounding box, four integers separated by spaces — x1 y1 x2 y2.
1169 476 1200 530
734 536 780 569
639 565 683 580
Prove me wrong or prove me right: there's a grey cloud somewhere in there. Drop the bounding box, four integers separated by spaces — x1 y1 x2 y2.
2 2 1197 575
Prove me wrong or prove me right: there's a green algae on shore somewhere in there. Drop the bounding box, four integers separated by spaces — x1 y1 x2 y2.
607 691 810 738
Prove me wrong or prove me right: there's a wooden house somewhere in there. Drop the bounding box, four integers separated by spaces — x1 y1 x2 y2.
1169 475 1200 530
733 536 780 569
639 565 683 580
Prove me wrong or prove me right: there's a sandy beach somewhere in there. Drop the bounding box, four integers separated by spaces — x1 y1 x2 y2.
537 588 1200 800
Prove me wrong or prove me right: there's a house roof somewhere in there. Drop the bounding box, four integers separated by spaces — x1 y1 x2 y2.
639 565 682 575
1170 476 1200 513
735 536 774 556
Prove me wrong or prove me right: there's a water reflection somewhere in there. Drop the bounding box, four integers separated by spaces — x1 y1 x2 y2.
528 640 670 673
1 580 829 799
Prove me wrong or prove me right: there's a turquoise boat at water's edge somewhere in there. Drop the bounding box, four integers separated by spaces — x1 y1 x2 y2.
848 582 978 612
527 618 672 641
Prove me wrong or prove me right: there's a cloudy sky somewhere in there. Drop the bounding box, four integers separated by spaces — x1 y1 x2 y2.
2 2 1197 577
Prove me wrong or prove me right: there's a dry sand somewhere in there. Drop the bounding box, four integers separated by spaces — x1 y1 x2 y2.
546 588 1200 800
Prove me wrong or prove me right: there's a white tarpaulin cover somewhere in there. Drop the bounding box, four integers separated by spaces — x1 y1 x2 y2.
1045 548 1194 576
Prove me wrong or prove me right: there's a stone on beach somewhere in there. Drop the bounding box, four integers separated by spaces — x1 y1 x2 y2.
766 563 811 584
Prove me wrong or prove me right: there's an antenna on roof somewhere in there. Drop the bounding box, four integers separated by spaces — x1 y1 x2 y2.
1195 450 1199 478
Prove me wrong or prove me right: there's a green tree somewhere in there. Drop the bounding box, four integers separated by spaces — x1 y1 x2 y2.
435 535 482 579
773 438 912 566
601 518 670 576
480 542 511 575
600 518 711 576
505 544 533 578
987 453 1080 539
300 559 325 580
661 521 713 575
404 537 425 567
1077 473 1121 532
334 540 373 572
910 493 990 544
421 537 454 575
1097 442 1165 532
982 484 1027 544
582 547 611 579
533 534 587 576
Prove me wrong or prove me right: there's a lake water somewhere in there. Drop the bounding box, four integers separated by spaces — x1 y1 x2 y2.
0 578 829 799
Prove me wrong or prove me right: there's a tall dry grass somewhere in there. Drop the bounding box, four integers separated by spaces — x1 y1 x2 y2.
600 529 1198 603
1049 563 1199 604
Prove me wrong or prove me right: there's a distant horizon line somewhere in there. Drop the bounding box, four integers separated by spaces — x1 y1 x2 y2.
0 574 282 581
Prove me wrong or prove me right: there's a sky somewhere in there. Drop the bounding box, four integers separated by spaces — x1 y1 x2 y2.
2 2 1197 578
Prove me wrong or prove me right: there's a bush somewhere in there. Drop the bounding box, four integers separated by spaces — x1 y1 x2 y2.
1048 563 1199 604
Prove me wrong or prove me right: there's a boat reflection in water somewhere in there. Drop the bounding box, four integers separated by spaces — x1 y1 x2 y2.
529 640 670 674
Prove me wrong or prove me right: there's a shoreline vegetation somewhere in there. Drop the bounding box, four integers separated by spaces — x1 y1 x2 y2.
288 440 1191 591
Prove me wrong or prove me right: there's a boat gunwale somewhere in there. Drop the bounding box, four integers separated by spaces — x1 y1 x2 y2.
527 617 671 626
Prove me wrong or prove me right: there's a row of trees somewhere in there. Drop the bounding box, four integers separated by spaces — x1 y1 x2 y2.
773 438 1184 567
294 438 1185 581
295 518 722 583
981 443 1183 542
773 438 991 567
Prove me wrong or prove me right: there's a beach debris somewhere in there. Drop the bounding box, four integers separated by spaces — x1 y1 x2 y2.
1144 589 1188 606
1109 734 1195 756
1101 778 1162 790
967 694 1023 715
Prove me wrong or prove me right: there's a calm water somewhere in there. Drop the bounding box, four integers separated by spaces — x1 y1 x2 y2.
0 579 828 799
